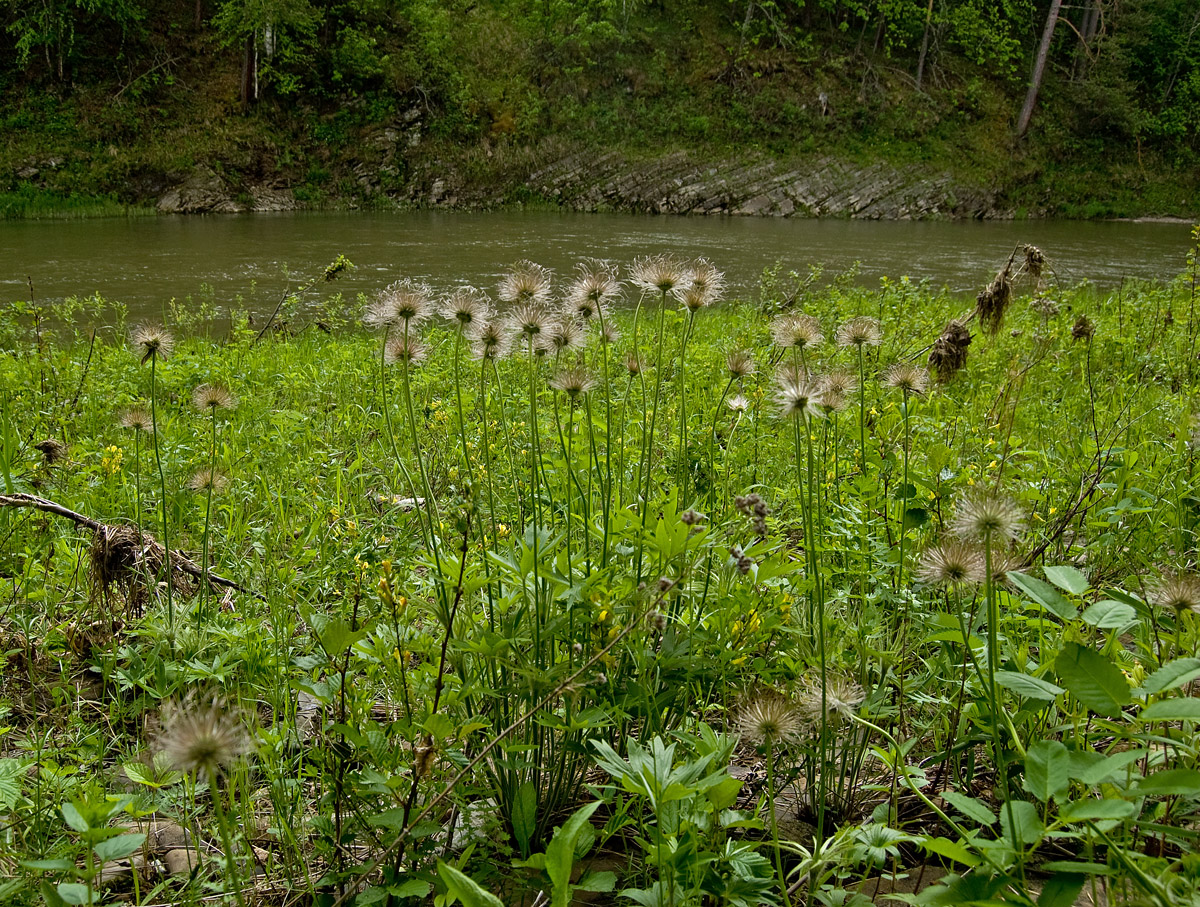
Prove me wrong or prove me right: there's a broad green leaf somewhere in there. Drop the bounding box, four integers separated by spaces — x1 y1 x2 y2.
1139 698 1200 722
422 713 455 741
940 790 996 826
1079 600 1136 630
1069 749 1147 786
511 781 537 857
1024 740 1069 803
93 833 146 862
999 800 1043 847
1008 571 1077 620
389 880 431 899
367 807 407 830
545 801 602 907
575 871 616 893
919 836 979 866
1140 657 1200 695
1058 799 1138 822
1044 565 1089 596
1040 861 1113 876
355 886 388 907
1037 873 1085 907
20 860 75 872
1131 768 1200 797
902 507 929 531
993 670 1065 702
436 862 503 907
1054 642 1130 718
60 802 89 833
55 884 91 906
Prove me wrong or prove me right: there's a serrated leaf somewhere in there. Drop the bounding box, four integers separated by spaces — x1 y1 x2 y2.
1139 698 1200 722
1054 642 1130 718
1080 600 1136 630
993 670 1065 702
1044 565 1089 596
1008 571 1077 620
1024 741 1070 803
0 759 23 810
1140 658 1200 695
940 790 996 826
93 833 145 862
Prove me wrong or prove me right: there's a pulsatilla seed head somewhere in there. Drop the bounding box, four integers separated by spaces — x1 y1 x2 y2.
131 325 175 364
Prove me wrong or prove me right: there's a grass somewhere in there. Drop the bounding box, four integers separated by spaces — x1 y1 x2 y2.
2 233 1200 906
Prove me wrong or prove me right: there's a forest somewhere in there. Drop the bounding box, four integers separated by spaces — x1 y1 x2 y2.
1 0 1198 216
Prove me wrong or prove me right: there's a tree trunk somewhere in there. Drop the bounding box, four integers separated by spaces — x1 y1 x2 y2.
1017 0 1063 137
240 33 258 106
914 0 935 90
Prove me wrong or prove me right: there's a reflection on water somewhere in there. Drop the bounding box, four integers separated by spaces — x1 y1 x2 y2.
0 211 1193 318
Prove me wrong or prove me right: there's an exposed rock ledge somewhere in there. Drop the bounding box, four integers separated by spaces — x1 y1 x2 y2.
154 148 1008 219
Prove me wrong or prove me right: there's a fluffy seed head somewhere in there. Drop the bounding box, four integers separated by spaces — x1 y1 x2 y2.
1150 571 1200 614
687 258 725 303
817 369 858 413
547 316 586 353
567 260 621 320
884 363 930 397
507 303 551 342
631 254 689 297
600 320 620 345
951 492 1026 544
440 286 491 327
624 352 642 377
499 260 553 306
156 696 253 777
188 468 229 494
836 316 883 349
727 394 749 413
736 689 803 746
550 366 598 400
917 540 986 587
470 319 510 361
774 369 826 422
131 325 175 364
797 677 865 725
726 349 756 379
771 313 824 351
120 407 154 433
192 384 236 413
374 279 433 327
384 334 428 366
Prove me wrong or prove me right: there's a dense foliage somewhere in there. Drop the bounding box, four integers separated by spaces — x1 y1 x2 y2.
2 236 1200 905
0 0 1197 216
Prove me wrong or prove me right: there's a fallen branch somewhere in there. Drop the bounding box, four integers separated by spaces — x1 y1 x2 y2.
0 492 259 600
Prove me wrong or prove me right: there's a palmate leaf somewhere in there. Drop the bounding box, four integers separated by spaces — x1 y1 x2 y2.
1054 642 1130 718
0 759 23 810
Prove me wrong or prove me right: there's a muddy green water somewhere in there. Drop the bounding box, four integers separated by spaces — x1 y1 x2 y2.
1 211 1194 319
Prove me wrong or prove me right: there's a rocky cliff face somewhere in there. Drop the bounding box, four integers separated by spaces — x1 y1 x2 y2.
152 141 1006 219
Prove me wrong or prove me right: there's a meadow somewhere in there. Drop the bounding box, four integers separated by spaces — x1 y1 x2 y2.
2 232 1200 907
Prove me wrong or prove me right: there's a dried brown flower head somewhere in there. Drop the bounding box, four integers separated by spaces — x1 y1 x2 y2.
928 320 972 384
34 438 67 465
1072 315 1095 342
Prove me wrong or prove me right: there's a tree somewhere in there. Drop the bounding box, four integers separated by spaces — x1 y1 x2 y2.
1017 0 1063 136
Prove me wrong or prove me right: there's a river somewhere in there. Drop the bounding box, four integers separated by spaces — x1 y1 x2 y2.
0 212 1194 319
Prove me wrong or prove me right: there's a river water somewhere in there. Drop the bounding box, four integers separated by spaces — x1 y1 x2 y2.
1 211 1194 319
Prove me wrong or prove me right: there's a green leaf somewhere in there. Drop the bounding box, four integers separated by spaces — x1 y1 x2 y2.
1054 642 1130 718
39 881 66 907
1039 861 1113 876
919 836 979 866
545 801 601 907
902 507 929 531
93 833 145 862
389 880 431 899
993 670 1065 702
437 862 503 907
0 759 23 810
1008 571 1077 620
1131 768 1200 797
999 800 1043 848
1139 698 1200 722
1044 565 1089 596
1140 657 1200 695
55 884 91 906
422 713 455 741
20 860 75 872
1058 799 1138 822
575 871 616 893
60 803 89 833
1024 740 1070 803
939 790 996 826
511 781 537 857
1069 748 1147 786
1079 600 1136 630
1037 873 1085 907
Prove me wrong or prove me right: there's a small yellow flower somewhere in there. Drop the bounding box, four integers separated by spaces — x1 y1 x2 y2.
986 437 996 447
869 407 878 416
987 459 997 469
100 445 123 475
968 477 976 486
1049 507 1057 515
